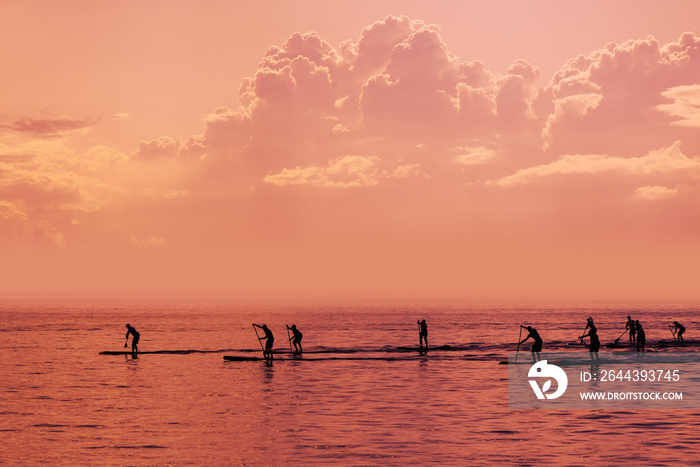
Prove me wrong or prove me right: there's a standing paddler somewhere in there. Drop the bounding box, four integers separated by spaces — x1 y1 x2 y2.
253 324 275 360
519 326 543 362
635 320 646 352
626 315 636 346
579 317 600 361
417 319 428 350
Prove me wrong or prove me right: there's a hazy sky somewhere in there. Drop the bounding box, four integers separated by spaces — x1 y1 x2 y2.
2 1 699 299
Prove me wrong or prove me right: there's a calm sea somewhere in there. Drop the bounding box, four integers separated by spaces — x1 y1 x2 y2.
2 297 699 465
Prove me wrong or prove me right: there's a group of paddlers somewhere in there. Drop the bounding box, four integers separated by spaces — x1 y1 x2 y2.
252 323 303 360
518 317 687 361
119 318 685 360
249 321 428 361
120 319 428 360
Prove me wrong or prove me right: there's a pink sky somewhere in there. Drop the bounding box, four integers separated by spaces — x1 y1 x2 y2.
2 1 700 300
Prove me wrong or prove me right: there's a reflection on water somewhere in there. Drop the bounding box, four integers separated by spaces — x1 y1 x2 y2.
1 297 700 465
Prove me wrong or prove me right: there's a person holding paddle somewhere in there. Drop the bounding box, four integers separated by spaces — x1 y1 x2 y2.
417 319 428 350
286 324 303 354
125 323 140 356
579 317 600 361
253 324 275 360
625 316 636 346
672 321 686 342
519 326 543 362
635 320 646 352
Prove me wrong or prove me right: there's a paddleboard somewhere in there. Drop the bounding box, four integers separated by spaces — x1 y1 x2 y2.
100 350 195 355
223 356 266 362
604 343 631 349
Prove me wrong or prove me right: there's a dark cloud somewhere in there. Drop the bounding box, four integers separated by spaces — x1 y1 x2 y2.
1 116 100 138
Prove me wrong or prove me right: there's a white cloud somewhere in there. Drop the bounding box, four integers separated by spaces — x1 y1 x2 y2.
634 185 678 200
263 155 424 188
385 163 423 179
491 141 700 187
454 146 497 165
143 188 189 200
658 84 700 128
332 123 350 136
264 155 381 188
129 236 168 249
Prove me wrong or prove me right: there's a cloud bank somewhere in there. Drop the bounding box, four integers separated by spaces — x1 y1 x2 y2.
2 16 699 298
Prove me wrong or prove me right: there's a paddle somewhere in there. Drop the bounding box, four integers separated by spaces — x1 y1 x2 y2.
515 325 523 363
614 329 628 344
645 338 660 352
668 325 677 341
286 325 293 353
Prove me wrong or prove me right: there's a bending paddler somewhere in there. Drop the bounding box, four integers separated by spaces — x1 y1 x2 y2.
286 324 303 353
672 321 685 342
125 323 140 356
519 326 543 362
253 324 275 359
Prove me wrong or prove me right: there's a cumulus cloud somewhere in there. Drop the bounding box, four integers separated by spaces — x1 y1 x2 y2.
360 26 465 135
166 14 549 181
200 108 251 156
350 15 425 76
541 93 603 149
115 22 700 262
539 32 700 154
132 136 182 160
239 33 340 156
7 18 700 266
496 60 542 123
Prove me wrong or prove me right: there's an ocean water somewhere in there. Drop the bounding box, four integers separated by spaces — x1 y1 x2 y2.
2 297 700 465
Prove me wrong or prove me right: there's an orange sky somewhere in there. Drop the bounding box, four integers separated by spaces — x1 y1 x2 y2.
2 1 700 300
